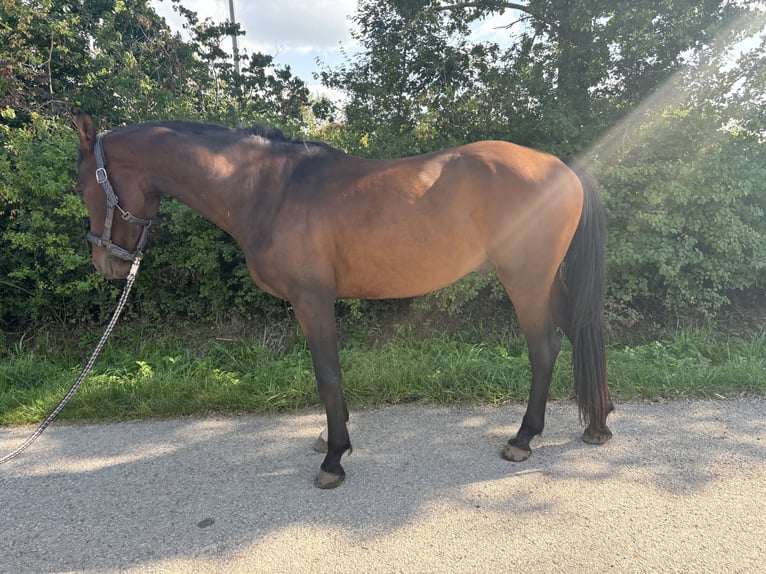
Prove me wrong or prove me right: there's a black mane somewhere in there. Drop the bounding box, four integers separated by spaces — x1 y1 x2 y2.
238 124 335 153
122 120 334 154
238 123 293 141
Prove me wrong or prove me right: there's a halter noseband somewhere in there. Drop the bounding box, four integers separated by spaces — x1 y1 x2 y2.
86 134 152 261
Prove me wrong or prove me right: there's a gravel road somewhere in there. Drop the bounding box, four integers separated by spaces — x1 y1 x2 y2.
1 399 764 573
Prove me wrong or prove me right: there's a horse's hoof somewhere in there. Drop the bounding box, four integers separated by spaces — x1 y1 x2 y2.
582 425 612 445
313 432 328 453
315 469 345 489
502 442 532 462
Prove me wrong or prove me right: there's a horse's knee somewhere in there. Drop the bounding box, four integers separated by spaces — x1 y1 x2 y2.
527 327 561 371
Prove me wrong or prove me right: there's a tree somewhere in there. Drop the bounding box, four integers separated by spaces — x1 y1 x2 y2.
322 0 747 154
321 0 496 156
0 0 193 123
596 14 766 312
169 0 332 129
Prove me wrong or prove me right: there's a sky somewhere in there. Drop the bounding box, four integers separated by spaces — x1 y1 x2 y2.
149 0 364 102
149 0 517 103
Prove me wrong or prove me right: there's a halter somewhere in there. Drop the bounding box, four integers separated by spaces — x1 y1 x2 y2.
86 134 152 261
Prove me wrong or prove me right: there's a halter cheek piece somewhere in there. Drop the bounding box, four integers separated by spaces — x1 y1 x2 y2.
86 134 152 261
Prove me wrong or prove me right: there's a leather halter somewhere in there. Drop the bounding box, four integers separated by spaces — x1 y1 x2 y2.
86 134 152 261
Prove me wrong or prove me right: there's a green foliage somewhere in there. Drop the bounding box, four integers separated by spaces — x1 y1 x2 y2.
0 114 117 327
0 0 189 121
0 0 329 329
411 273 505 317
0 112 287 328
320 0 745 156
0 0 329 126
600 109 766 312
169 2 331 129
597 25 766 313
319 0 497 157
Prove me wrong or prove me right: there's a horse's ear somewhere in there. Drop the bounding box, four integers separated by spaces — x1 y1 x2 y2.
74 110 96 153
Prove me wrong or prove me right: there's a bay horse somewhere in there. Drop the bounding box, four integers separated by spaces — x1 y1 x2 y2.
73 111 613 489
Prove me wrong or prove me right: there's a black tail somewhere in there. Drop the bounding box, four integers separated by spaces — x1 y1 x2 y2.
560 157 610 429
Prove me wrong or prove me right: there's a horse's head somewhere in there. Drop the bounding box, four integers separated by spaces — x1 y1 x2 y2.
74 112 156 279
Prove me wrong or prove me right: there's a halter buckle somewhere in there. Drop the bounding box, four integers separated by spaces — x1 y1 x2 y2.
96 167 108 184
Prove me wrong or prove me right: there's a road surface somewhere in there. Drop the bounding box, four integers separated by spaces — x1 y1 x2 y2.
1 399 764 573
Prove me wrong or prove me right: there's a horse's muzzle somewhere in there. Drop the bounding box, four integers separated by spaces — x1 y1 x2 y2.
94 253 132 280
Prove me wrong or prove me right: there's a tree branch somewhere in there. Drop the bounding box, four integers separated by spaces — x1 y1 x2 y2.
429 2 561 35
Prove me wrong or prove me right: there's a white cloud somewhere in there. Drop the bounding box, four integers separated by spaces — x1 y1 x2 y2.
238 0 355 54
151 0 356 78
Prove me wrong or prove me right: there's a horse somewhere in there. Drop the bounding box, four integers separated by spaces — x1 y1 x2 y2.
73 111 613 489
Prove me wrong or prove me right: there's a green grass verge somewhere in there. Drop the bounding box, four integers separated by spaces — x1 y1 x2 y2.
1 326 764 425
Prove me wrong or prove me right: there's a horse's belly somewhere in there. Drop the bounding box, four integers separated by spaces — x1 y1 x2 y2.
334 242 488 300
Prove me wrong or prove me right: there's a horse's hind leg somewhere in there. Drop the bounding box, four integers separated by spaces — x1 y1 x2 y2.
500 279 561 462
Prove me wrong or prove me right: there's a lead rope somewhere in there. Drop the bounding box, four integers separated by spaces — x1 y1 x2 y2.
0 256 142 465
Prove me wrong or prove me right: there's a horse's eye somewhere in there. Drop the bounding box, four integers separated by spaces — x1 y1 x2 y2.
74 187 84 199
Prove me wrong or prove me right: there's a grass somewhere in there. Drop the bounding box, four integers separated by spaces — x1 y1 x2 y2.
1 322 764 426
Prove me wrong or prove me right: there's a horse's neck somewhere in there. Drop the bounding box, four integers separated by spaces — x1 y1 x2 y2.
147 139 276 236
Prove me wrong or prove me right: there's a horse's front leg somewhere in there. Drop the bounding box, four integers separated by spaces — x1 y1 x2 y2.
291 294 351 489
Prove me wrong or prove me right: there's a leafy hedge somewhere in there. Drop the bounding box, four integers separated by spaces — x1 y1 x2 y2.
0 113 110 327
599 107 766 312
128 198 282 321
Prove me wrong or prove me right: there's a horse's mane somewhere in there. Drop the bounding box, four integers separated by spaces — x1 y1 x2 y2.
238 123 293 141
118 120 334 154
240 124 336 153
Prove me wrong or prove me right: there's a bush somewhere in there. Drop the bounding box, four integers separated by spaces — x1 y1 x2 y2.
599 107 766 313
3 104 765 332
0 112 115 328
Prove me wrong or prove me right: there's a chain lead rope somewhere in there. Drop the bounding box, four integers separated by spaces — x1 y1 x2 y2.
0 257 142 465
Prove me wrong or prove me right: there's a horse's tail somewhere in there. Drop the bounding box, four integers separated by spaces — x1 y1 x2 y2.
560 157 610 428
